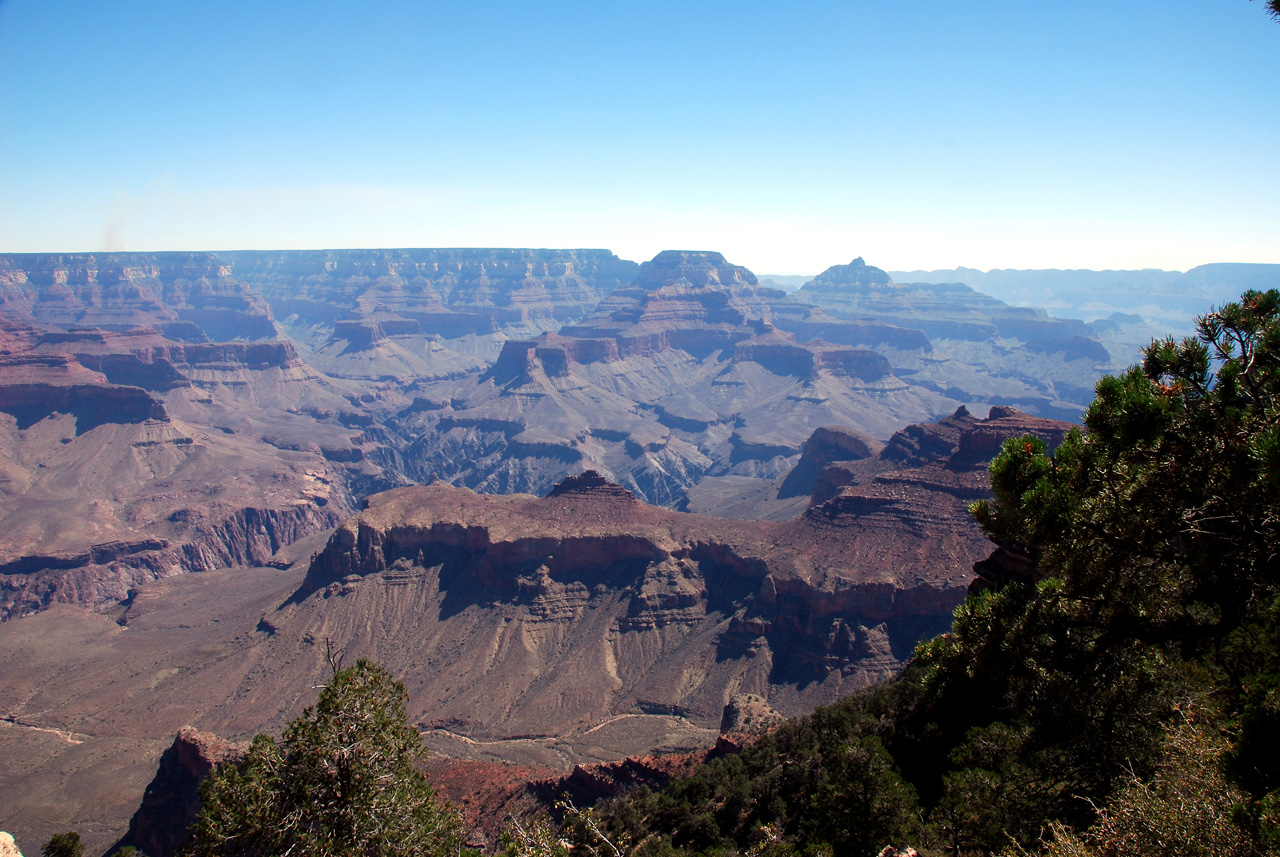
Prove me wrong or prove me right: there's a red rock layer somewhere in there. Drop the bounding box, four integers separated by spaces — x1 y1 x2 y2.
114 727 245 857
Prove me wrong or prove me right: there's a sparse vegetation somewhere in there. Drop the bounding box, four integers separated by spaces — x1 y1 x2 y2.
41 832 83 857
182 655 464 857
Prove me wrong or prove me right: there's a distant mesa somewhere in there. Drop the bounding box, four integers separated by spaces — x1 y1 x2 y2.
221 247 640 340
545 469 637 501
633 250 759 289
552 250 914 372
797 255 1099 346
888 262 1280 334
805 256 894 287
1025 334 1111 363
0 251 279 340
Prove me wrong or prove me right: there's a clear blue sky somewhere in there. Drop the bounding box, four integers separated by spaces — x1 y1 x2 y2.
1 0 1276 273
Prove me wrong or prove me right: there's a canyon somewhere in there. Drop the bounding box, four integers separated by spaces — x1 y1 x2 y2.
0 249 1118 622
0 245 1150 854
1 407 1068 854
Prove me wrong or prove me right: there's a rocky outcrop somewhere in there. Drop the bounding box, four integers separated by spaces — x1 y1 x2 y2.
114 727 244 857
720 693 784 734
484 333 621 383
331 316 422 350
545 468 637 500
533 739 745 809
0 501 345 620
0 833 22 857
951 405 1071 462
292 461 993 712
881 406 982 467
809 406 1071 509
779 425 883 500
0 371 167 433
731 328 891 381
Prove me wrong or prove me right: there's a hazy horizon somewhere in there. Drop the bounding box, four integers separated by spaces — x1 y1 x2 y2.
1 1 1277 274
2 245 1270 280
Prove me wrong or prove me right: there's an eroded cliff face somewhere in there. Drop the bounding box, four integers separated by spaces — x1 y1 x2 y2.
274 451 1002 741
794 257 1115 421
0 247 1108 624
221 247 640 340
0 253 278 340
0 500 345 620
0 312 365 620
0 408 1076 852
390 251 951 506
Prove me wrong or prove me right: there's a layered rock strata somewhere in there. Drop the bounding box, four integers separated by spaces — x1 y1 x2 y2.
286 448 1014 738
0 409 1074 852
797 257 1090 343
392 250 952 505
0 321 362 619
0 253 278 340
114 727 245 857
0 502 345 620
794 257 1115 420
220 247 641 340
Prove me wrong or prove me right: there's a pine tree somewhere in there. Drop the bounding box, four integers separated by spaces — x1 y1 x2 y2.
182 658 463 857
41 833 84 857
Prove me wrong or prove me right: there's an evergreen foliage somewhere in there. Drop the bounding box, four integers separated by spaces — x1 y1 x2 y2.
41 832 84 857
563 291 1280 855
1003 716 1255 857
182 657 463 857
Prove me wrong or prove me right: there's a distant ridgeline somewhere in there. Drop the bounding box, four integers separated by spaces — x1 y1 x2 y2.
890 262 1280 332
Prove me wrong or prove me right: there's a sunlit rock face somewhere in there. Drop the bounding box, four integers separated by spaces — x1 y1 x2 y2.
0 256 362 620
220 247 641 341
393 250 953 506
0 246 1102 623
0 252 279 339
115 727 246 857
285 407 1068 743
